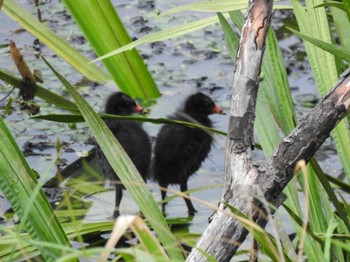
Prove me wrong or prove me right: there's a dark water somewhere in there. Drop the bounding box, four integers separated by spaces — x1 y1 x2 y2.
0 0 344 258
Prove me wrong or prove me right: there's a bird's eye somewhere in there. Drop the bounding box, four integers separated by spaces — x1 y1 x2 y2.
205 99 213 107
124 99 135 107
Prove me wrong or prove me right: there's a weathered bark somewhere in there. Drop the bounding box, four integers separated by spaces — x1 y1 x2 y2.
187 0 273 260
187 69 350 262
186 0 350 260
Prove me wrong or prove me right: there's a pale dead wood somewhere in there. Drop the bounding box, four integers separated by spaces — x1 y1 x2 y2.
187 0 273 260
186 0 350 260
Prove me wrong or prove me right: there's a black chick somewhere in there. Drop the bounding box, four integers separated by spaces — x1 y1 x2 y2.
152 92 224 215
97 92 151 217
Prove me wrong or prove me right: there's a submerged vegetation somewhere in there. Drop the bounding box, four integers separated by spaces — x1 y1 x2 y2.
0 0 350 261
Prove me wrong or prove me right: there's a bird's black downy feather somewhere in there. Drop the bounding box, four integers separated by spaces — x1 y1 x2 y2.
152 92 223 214
97 92 151 217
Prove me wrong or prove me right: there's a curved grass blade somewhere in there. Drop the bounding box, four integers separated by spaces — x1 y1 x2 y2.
90 5 290 63
158 184 222 205
62 0 160 99
315 1 345 11
288 28 350 62
160 0 291 17
98 216 169 262
224 203 290 262
310 158 350 231
90 14 228 63
291 0 350 181
330 5 350 54
0 221 116 260
33 113 227 136
325 175 350 194
160 0 248 16
41 56 184 261
217 12 239 61
0 69 77 111
2 0 110 83
0 117 73 261
262 29 297 133
282 204 323 245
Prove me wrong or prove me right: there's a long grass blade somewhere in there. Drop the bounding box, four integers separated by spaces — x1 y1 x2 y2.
282 204 323 245
98 216 169 262
33 113 227 136
160 0 291 16
291 0 350 181
310 158 350 230
287 28 350 62
0 117 73 261
224 203 289 261
0 69 77 111
62 0 160 99
160 0 248 16
90 14 228 63
2 0 110 83
41 56 184 260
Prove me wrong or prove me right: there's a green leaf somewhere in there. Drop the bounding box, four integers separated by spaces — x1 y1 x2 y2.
159 184 222 205
90 14 228 63
325 174 350 194
217 12 239 61
261 29 297 134
0 69 78 111
32 113 227 136
160 0 248 16
41 56 184 261
0 221 116 260
224 203 291 261
330 4 350 53
160 0 291 16
291 0 350 184
62 0 160 99
99 216 169 261
255 90 282 157
282 204 323 245
287 28 350 62
2 0 110 83
89 2 289 63
310 158 350 231
315 1 345 11
0 117 73 261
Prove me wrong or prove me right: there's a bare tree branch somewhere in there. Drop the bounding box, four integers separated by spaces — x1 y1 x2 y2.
186 0 350 260
187 0 273 260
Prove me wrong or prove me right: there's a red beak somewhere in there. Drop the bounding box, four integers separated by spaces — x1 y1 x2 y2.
134 105 147 114
134 104 144 113
213 105 225 115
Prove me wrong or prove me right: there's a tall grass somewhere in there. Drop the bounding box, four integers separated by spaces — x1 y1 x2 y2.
0 0 350 261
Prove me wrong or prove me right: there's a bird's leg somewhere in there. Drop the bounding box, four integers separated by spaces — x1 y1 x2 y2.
180 181 197 215
113 183 123 218
160 183 168 214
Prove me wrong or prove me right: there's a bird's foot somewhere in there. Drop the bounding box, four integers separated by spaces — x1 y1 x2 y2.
188 208 198 216
113 210 120 218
